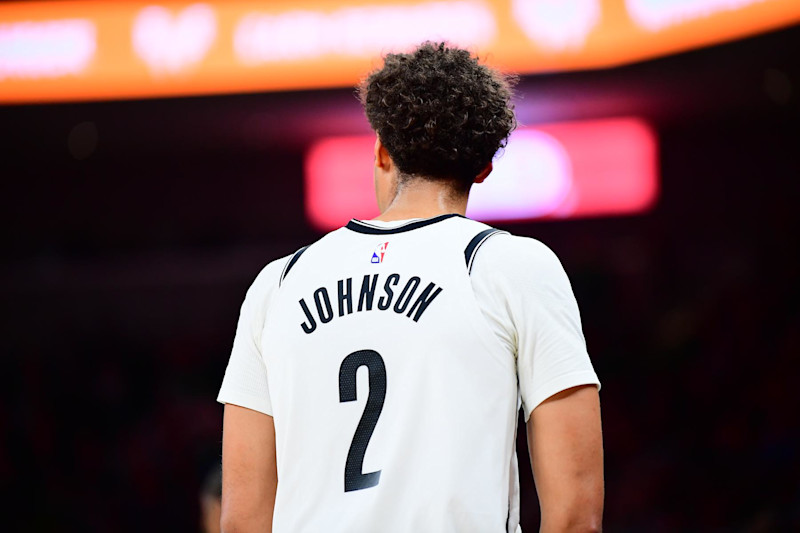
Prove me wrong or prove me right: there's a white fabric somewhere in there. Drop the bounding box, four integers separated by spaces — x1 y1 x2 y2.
468 232 600 420
217 215 599 533
217 257 288 416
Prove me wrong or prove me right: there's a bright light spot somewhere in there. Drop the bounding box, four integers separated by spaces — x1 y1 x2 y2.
234 1 496 64
467 130 572 220
626 0 765 31
512 0 601 50
0 19 96 80
133 4 217 76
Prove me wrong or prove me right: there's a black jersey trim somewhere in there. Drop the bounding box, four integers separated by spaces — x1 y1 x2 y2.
345 213 464 235
464 228 507 274
280 245 310 286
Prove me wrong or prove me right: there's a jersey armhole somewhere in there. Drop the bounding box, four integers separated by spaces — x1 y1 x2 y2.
464 228 508 274
279 245 310 286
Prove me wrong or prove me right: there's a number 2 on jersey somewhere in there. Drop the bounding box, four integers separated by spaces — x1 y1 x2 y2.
338 349 386 492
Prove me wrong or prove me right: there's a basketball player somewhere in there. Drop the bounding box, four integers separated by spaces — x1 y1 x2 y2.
218 42 603 533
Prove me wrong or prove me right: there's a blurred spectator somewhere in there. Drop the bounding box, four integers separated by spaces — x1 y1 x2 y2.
200 466 222 533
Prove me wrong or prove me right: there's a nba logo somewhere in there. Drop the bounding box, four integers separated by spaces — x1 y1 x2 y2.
371 242 389 264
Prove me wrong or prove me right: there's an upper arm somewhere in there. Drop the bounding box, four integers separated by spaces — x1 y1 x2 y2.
471 236 603 529
527 385 604 533
218 257 291 416
218 258 289 532
221 404 278 533
471 235 600 419
511 239 599 419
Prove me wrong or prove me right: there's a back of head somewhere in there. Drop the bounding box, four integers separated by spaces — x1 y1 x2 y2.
359 42 517 192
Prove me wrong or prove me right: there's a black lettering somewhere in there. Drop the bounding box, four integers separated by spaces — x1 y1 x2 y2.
338 278 353 317
406 283 443 322
299 298 317 334
377 274 400 310
393 276 420 313
358 274 378 312
314 287 334 323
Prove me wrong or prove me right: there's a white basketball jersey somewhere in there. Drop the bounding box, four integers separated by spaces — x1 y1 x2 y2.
264 214 520 532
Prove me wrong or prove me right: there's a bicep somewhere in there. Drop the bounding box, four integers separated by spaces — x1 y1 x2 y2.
527 385 604 532
221 404 278 532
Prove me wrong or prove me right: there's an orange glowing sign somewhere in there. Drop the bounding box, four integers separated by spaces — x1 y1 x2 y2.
1 0 799 103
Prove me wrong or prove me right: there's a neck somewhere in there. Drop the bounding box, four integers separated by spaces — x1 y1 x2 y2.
374 178 469 222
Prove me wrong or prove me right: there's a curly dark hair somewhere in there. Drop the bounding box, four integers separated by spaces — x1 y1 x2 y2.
359 42 517 191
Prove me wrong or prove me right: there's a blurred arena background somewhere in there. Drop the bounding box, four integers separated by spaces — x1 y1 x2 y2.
1 0 799 531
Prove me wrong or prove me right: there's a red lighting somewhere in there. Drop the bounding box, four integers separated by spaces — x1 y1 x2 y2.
304 118 658 231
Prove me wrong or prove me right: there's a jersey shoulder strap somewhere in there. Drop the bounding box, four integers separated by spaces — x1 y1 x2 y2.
279 245 310 286
464 227 508 274
277 227 344 286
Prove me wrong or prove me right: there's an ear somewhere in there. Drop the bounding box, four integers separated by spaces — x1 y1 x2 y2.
374 137 392 170
473 162 493 184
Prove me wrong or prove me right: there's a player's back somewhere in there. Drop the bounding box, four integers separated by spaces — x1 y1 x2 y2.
264 214 519 532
